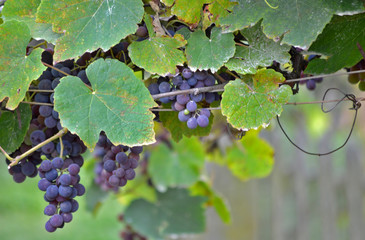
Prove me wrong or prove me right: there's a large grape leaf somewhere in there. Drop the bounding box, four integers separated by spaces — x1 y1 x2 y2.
226 130 274 180
220 0 365 48
0 20 46 110
190 181 231 224
221 69 292 130
171 0 213 25
225 20 290 74
54 59 157 149
159 109 214 142
186 27 235 72
124 188 206 240
2 0 61 43
129 34 187 76
305 13 365 74
148 137 205 192
202 0 238 29
0 104 31 153
36 0 144 61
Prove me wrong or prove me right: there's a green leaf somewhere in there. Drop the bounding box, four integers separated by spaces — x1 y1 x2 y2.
203 0 238 28
225 20 290 74
221 0 365 48
159 109 214 142
85 181 109 215
124 188 206 240
129 35 187 76
148 137 205 192
171 0 213 24
36 0 144 61
221 69 292 130
0 20 46 110
54 59 157 149
305 13 365 74
186 28 235 72
0 104 31 153
2 0 61 43
226 130 274 180
161 0 175 7
190 181 231 224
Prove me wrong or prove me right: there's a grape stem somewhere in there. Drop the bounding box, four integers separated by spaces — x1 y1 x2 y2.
27 89 54 93
21 101 54 106
356 42 365 60
59 136 64 159
151 107 222 112
284 69 365 83
7 128 68 168
0 146 14 161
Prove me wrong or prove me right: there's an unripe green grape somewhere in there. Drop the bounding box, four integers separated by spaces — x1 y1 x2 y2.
358 80 365 91
348 74 360 84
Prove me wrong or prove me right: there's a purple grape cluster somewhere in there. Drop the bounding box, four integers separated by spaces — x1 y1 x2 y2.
148 68 219 129
38 158 85 232
93 134 142 192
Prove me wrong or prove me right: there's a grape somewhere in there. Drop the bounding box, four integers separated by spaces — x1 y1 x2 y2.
71 199 79 212
44 204 57 216
178 111 190 122
197 115 209 127
50 214 63 227
45 168 58 181
40 160 52 172
61 213 73 223
131 146 143 154
194 71 207 80
172 76 183 86
306 79 316 90
130 159 139 169
52 157 64 169
119 178 127 187
13 172 26 183
148 83 160 95
109 175 120 187
136 26 148 38
77 70 89 84
70 142 82 156
34 93 50 103
46 185 59 199
30 130 46 145
358 80 365 91
158 82 171 93
204 92 216 103
51 78 60 89
39 70 53 80
45 220 57 232
125 169 136 180
186 101 197 112
51 64 63 78
42 142 55 154
56 140 73 156
187 77 197 86
184 109 190 115
38 79 52 90
21 161 36 177
59 67 71 77
59 174 72 186
74 184 85 196
104 160 116 172
204 75 216 86
116 152 128 164
199 108 211 118
59 185 73 198
121 159 131 169
72 155 84 167
190 93 204 102
179 81 191 90
60 201 72 213
187 117 198 129
160 97 170 103
176 94 190 105
348 74 360 84
71 175 80 185
44 116 57 128
68 164 80 176
182 68 193 79
38 178 52 191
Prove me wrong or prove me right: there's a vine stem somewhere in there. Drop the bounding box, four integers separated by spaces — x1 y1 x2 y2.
284 69 365 83
59 136 64 158
7 128 68 168
21 101 54 106
152 83 227 100
27 89 54 93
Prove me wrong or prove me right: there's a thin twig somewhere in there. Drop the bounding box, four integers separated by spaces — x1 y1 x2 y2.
59 136 64 158
8 128 68 168
356 42 365 60
21 101 54 106
284 69 365 83
0 146 14 161
152 83 227 100
150 107 222 112
27 89 54 93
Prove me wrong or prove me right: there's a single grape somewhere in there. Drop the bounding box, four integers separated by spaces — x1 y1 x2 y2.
45 168 58 181
52 157 64 169
194 71 207 80
182 68 193 79
109 175 120 187
21 161 36 176
74 183 85 196
172 76 183 86
68 164 80 176
176 94 190 105
204 75 216 86
116 152 128 164
125 169 136 180
42 142 55 155
104 160 116 172
178 111 190 122
44 204 57 216
61 213 73 223
45 220 57 232
306 79 316 90
358 80 365 91
187 117 198 129
158 82 171 93
51 78 60 89
44 116 57 128
59 185 73 198
46 185 59 199
136 26 148 38
187 77 198 86
60 200 73 213
179 81 191 90
197 115 209 127
204 92 216 103
49 214 64 227
199 108 211 118
13 172 26 183
130 146 143 154
30 130 46 145
174 102 185 111
38 178 52 191
148 83 160 95
38 79 52 90
59 174 72 186
186 101 197 112
190 93 204 102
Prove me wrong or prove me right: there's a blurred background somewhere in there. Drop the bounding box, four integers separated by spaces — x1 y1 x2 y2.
1 73 365 240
